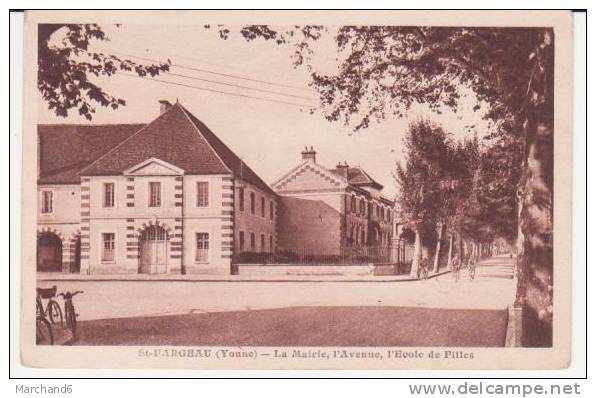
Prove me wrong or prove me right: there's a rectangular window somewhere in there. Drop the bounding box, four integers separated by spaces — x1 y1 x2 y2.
239 231 245 252
261 197 265 217
269 201 274 220
103 183 115 207
196 181 209 207
149 182 161 207
102 233 115 262
260 234 265 252
269 235 273 252
41 191 53 214
250 232 255 250
350 197 356 212
239 187 245 212
195 233 210 262
250 192 256 214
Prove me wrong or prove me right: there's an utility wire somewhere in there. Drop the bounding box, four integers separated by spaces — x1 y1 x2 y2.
94 47 314 93
110 42 303 85
166 71 318 101
120 73 318 109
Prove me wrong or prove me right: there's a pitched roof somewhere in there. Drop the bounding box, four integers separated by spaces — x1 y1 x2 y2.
80 103 231 177
38 123 145 184
40 102 275 195
330 166 384 190
179 105 275 195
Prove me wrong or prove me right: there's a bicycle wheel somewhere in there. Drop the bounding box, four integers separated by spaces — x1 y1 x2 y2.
36 316 54 345
66 304 77 340
48 300 63 326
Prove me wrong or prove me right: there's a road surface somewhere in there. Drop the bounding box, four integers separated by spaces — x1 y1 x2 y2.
37 255 516 322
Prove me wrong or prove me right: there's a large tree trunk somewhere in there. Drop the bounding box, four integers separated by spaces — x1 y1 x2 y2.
433 221 443 273
447 235 454 270
410 225 422 278
516 109 554 347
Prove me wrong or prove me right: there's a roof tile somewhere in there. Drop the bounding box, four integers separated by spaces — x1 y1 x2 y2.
38 103 275 195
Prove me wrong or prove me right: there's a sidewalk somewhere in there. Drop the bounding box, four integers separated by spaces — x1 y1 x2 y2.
37 268 452 283
36 257 515 323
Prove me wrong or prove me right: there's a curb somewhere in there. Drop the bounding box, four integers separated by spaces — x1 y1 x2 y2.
37 270 453 283
505 305 523 347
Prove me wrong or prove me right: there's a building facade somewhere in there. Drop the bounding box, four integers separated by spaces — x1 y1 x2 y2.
272 147 394 256
37 101 276 275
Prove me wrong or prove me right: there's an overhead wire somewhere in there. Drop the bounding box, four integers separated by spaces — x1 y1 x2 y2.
119 73 318 109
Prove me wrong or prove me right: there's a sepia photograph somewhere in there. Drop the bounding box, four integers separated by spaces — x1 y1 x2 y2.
18 10 575 370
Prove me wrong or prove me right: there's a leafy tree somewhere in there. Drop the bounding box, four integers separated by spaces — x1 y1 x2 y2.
442 135 481 269
476 122 524 244
214 25 554 346
394 118 451 277
38 24 170 120
446 128 521 268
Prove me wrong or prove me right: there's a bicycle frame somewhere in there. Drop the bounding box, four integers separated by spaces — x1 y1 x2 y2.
58 291 83 340
35 294 54 345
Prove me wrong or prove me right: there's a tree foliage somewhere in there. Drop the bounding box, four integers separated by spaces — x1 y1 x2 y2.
477 124 524 243
38 24 170 120
394 118 451 226
394 118 452 276
213 24 554 345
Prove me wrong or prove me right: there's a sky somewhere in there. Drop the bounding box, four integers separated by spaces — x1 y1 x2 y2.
38 24 492 198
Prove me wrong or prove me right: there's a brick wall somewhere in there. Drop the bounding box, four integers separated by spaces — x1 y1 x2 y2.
276 196 341 255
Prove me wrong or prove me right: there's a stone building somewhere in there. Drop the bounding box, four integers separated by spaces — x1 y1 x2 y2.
272 147 394 256
37 100 276 275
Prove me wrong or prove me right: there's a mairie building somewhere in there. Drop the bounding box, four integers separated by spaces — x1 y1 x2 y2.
37 100 277 275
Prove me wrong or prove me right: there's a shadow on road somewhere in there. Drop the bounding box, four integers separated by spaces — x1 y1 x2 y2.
75 306 509 347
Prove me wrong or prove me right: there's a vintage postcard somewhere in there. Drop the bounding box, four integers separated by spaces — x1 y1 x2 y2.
20 10 574 370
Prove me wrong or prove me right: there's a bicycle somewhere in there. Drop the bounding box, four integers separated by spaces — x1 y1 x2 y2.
468 259 477 280
451 256 461 283
58 290 84 340
36 286 63 326
417 259 429 280
36 298 53 345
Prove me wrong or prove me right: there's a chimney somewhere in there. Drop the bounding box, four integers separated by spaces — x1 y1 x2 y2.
159 100 173 115
301 146 317 162
336 161 349 179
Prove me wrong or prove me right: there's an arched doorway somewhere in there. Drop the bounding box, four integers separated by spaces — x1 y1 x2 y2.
139 225 169 274
37 232 62 272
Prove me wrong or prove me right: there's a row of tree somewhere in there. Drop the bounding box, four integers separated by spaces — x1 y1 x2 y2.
394 118 522 279
39 23 555 347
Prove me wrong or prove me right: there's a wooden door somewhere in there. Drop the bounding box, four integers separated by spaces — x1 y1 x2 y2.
139 226 168 274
